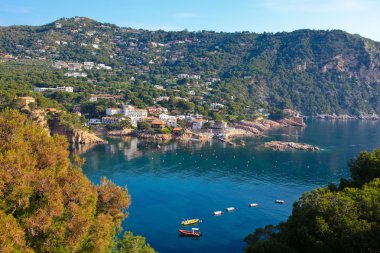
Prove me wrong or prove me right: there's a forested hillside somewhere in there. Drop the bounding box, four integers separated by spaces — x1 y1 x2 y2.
1 17 380 116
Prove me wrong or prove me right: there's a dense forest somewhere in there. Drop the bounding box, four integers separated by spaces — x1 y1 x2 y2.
0 17 380 116
0 109 155 252
245 149 380 253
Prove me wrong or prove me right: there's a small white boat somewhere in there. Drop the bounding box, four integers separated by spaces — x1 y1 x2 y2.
249 203 258 207
275 200 285 204
226 207 237 212
213 211 223 216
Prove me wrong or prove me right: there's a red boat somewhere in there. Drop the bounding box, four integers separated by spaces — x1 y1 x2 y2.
178 228 201 237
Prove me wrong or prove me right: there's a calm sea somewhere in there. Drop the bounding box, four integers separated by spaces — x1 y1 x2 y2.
81 119 380 253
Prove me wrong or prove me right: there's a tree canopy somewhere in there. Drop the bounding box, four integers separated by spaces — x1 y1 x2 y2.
0 109 154 252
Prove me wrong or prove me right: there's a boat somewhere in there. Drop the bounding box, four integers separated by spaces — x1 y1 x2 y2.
249 203 258 207
213 211 223 216
179 228 201 237
226 207 237 212
181 218 202 226
275 200 285 204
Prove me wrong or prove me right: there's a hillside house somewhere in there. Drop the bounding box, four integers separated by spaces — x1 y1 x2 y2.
151 119 166 131
106 108 122 116
19 96 35 106
34 86 74 92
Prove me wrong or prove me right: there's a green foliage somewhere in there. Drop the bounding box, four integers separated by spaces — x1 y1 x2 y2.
245 149 380 253
348 149 380 187
137 121 152 131
2 20 379 118
115 232 155 253
0 109 153 252
161 127 171 134
105 119 133 131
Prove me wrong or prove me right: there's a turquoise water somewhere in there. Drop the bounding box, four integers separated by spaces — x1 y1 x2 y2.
81 120 380 253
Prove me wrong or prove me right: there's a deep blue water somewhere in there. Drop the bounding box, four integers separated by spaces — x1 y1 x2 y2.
81 119 380 253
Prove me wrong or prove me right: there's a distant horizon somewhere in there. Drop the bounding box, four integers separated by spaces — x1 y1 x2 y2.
1 0 380 41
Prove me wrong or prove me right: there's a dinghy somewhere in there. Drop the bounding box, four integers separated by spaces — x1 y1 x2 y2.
179 228 201 237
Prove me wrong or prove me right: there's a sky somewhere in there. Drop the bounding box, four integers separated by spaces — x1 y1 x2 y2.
0 0 380 41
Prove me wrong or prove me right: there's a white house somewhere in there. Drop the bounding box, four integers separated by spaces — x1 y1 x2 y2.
192 119 207 130
67 63 82 71
83 62 94 70
64 72 87 78
106 108 122 116
101 117 123 124
159 113 177 127
88 118 101 125
177 73 189 79
122 105 148 126
211 103 225 111
34 86 74 93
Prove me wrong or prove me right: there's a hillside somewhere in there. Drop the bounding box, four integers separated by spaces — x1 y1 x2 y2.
1 17 380 116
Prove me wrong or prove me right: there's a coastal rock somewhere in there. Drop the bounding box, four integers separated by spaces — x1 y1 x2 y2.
263 141 319 151
107 128 134 136
136 132 172 141
52 125 107 144
278 117 306 127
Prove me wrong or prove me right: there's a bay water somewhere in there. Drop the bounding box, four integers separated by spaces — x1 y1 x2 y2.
81 119 380 253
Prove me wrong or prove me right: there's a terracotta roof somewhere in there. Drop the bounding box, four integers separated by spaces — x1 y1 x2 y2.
151 119 165 125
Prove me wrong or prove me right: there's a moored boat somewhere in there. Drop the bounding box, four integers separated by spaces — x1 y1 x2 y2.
275 199 285 204
249 203 258 207
226 207 237 212
179 228 201 237
181 218 202 226
213 210 223 216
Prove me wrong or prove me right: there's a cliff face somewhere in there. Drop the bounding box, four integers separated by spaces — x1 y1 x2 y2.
29 109 106 144
51 124 106 144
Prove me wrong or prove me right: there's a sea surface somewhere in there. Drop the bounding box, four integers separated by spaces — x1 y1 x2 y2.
81 119 380 253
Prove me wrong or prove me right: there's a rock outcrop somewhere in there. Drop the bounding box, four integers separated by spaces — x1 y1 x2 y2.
51 125 106 144
263 141 319 151
135 132 172 142
107 128 134 136
234 119 284 136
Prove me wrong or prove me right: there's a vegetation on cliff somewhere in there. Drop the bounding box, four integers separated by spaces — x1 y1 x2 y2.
0 109 154 252
245 149 380 253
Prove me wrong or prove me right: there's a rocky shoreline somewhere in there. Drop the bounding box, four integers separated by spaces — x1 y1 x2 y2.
262 141 320 151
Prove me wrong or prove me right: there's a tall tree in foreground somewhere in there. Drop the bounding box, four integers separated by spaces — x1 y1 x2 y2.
0 109 155 252
245 149 380 253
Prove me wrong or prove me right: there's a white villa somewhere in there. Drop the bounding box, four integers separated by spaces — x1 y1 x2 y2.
106 108 122 116
34 86 74 93
159 113 177 127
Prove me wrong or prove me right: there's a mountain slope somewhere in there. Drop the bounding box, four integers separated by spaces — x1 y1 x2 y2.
1 17 379 116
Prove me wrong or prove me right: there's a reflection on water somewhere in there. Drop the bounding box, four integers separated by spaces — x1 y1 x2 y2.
81 119 380 253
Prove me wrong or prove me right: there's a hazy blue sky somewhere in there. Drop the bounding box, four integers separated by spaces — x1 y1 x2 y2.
1 0 379 41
